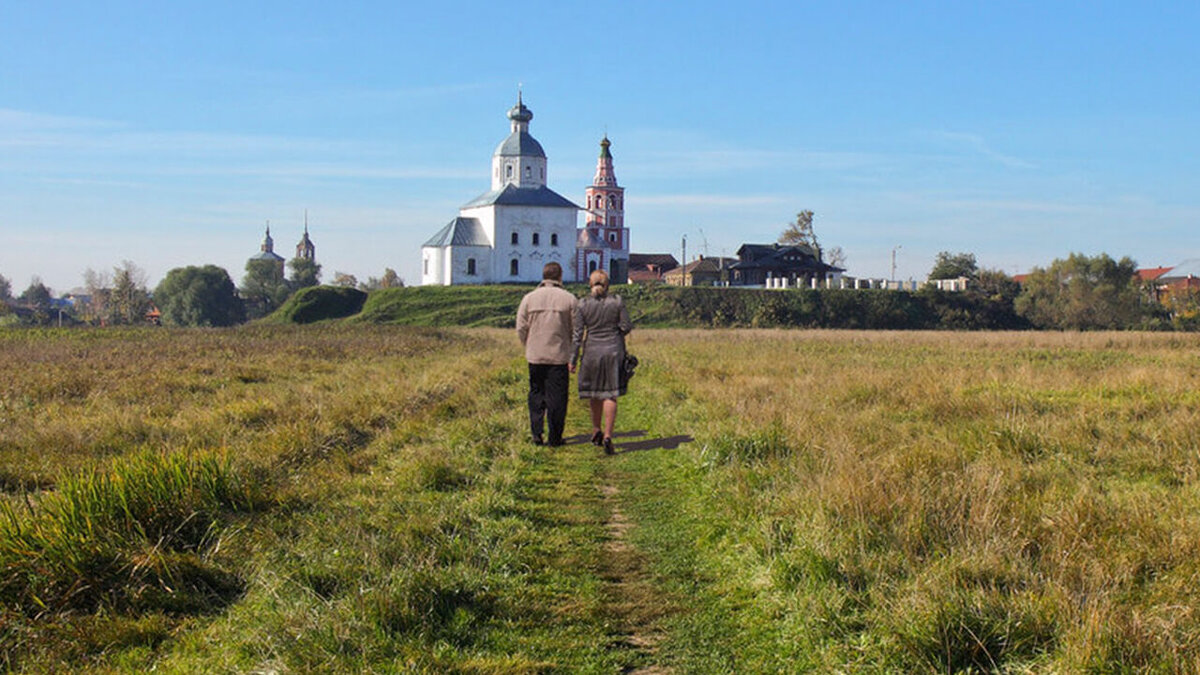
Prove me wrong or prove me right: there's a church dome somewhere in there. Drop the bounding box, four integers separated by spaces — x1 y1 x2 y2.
507 95 533 123
494 131 545 158
495 93 545 158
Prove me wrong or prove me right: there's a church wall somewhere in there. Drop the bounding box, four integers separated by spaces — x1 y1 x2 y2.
420 246 444 286
448 245 493 284
490 205 579 283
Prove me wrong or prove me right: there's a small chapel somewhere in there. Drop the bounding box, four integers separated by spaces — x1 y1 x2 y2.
421 96 629 285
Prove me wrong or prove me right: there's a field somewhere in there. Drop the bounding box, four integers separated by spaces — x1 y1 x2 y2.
3 326 1200 672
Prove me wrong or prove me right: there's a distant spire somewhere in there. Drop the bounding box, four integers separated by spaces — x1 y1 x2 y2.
295 210 316 261
261 220 276 254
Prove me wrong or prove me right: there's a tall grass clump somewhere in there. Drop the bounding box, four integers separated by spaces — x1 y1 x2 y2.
0 450 268 614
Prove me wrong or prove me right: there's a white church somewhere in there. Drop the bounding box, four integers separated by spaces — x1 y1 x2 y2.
421 95 630 285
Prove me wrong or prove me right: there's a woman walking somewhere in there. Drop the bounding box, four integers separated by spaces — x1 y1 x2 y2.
571 270 633 455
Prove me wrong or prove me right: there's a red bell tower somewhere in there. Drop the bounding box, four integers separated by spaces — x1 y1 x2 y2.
576 136 630 282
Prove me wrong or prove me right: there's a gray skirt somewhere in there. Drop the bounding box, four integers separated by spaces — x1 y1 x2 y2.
577 338 625 399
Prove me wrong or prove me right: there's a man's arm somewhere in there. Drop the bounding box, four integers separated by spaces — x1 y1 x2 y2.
516 297 529 345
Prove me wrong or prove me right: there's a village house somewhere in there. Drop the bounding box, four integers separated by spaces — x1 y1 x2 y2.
727 243 844 287
664 256 738 286
628 253 678 283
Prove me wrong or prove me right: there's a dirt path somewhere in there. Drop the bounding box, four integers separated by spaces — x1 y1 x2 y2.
598 481 674 674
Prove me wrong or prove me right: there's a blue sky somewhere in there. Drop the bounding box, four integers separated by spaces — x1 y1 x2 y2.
3 1 1199 292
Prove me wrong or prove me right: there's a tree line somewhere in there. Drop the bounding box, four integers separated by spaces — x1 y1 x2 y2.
0 256 403 328
1 249 1193 330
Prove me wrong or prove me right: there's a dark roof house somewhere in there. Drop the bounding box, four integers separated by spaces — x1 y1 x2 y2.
728 243 844 286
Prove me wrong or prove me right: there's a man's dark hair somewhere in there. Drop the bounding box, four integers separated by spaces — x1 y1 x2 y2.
542 262 563 281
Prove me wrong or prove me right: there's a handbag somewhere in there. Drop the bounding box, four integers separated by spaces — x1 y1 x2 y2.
622 353 639 380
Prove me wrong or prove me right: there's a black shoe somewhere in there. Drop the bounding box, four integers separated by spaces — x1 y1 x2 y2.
603 437 615 455
591 430 604 446
547 438 565 447
531 435 544 446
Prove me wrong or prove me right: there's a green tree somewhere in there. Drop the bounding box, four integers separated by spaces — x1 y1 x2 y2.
288 257 321 290
240 259 290 320
18 278 54 325
109 260 152 325
928 251 978 280
154 265 246 327
1014 253 1146 329
1163 288 1200 331
0 273 11 301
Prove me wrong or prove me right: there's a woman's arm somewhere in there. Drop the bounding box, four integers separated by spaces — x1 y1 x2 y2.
571 301 585 368
616 296 633 335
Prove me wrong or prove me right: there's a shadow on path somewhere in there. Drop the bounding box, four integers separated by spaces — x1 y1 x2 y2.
563 430 693 454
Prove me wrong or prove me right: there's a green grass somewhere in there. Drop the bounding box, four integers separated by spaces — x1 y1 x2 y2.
4 327 1200 671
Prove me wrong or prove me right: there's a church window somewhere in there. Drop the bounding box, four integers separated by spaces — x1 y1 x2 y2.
510 259 519 276
423 258 428 275
511 232 519 245
525 165 531 178
551 233 559 246
608 196 615 208
589 260 597 274
506 164 513 179
540 167 544 179
532 233 540 246
467 258 476 275
609 232 617 243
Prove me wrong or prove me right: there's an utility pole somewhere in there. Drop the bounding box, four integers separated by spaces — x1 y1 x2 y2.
681 234 688 287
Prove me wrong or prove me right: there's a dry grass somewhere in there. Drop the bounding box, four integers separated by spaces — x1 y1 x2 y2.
628 329 1200 671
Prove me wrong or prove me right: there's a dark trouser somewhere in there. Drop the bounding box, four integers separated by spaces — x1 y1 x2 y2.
528 363 569 444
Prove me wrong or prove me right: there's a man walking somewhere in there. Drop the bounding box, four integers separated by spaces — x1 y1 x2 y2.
516 262 577 446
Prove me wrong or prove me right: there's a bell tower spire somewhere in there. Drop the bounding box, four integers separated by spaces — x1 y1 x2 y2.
295 210 316 261
577 134 629 283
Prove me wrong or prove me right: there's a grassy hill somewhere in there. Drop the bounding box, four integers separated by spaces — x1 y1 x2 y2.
352 285 532 327
264 282 1036 330
349 283 680 327
262 285 367 324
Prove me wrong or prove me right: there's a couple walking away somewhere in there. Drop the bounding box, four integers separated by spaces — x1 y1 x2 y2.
516 262 633 454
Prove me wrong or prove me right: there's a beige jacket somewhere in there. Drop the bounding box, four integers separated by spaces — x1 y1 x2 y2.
516 280 577 364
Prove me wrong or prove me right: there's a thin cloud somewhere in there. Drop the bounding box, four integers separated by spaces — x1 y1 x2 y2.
925 131 1036 170
637 193 788 208
0 108 123 132
163 163 479 181
936 197 1095 215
